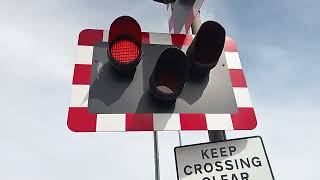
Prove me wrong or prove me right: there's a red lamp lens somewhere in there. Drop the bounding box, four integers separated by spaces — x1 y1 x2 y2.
110 40 140 63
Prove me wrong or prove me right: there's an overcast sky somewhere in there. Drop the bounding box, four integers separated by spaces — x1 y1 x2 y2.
0 0 319 179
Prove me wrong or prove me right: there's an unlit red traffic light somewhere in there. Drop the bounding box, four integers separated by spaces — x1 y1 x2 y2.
149 47 188 102
187 21 226 73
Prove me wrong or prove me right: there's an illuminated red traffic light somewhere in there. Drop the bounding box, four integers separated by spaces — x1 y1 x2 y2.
108 16 142 72
110 40 140 63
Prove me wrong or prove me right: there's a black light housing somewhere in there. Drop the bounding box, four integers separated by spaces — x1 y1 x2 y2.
108 16 142 72
149 47 188 102
153 0 176 4
186 21 226 73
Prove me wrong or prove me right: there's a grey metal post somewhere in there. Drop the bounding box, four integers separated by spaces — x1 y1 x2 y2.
153 132 161 180
191 11 227 142
178 131 182 146
191 12 201 35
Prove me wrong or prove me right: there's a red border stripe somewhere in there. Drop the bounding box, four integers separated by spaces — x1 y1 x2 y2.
224 37 238 52
78 29 104 46
229 69 247 87
142 32 150 44
231 108 257 130
171 34 193 46
72 64 92 85
126 114 154 131
180 114 208 130
67 107 97 132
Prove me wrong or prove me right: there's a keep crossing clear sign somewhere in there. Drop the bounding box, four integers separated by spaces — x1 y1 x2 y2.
174 137 274 180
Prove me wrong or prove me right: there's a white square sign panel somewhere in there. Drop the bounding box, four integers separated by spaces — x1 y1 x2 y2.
174 137 274 180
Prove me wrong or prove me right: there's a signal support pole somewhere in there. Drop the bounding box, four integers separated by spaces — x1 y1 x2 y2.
152 6 226 180
153 132 160 180
191 11 227 143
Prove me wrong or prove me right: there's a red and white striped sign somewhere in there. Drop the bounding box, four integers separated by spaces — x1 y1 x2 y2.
167 0 204 34
67 29 257 132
